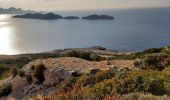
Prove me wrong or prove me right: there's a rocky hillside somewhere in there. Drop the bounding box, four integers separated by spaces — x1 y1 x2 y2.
0 46 170 100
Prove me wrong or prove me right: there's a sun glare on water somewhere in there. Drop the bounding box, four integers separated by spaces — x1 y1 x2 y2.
0 15 14 55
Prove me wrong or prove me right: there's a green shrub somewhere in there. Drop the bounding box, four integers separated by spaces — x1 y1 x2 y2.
10 67 17 77
135 53 170 70
26 75 33 84
115 70 169 96
91 80 115 96
148 79 165 96
143 48 163 54
18 70 25 77
0 65 9 75
95 69 115 82
65 50 91 60
65 50 103 61
89 54 102 61
116 78 145 94
0 84 12 97
33 63 46 84
59 77 78 93
123 93 170 100
77 75 96 86
0 65 10 80
89 69 101 75
42 68 170 99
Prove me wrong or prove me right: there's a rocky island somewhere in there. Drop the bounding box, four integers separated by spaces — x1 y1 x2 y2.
63 16 80 19
13 13 114 20
82 14 114 20
13 13 63 20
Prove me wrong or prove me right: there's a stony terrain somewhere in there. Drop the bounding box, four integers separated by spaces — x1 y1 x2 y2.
0 56 134 99
24 57 135 73
1 46 169 100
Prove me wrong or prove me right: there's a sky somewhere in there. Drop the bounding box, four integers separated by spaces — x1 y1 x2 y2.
0 0 170 11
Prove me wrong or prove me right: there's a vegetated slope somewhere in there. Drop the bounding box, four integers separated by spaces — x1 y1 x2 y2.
0 46 170 99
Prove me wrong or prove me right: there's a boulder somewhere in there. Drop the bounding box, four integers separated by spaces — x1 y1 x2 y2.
43 67 71 87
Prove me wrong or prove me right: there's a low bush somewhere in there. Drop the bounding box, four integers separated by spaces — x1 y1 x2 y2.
143 48 163 54
135 53 170 70
0 65 9 75
26 75 33 84
0 84 12 97
64 50 103 61
0 65 10 80
34 67 170 99
18 70 25 77
32 63 46 84
148 79 165 96
123 93 170 100
95 69 115 82
10 67 18 77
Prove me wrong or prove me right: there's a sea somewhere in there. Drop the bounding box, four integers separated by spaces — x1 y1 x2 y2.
0 8 170 55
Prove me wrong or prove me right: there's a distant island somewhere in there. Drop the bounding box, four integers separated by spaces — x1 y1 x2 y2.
82 14 114 20
63 16 80 19
13 13 63 20
0 7 40 14
13 13 114 20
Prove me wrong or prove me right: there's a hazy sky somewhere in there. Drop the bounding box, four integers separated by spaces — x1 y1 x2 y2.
0 0 170 11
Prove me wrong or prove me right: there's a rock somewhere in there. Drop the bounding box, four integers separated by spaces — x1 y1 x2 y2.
13 12 63 20
43 67 71 87
82 14 114 20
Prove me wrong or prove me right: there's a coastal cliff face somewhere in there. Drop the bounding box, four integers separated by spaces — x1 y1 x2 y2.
0 47 170 100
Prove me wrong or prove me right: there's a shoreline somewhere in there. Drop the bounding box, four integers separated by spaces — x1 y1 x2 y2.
0 46 134 57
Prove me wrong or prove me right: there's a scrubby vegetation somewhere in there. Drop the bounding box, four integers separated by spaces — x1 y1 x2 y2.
113 46 170 60
64 50 105 61
135 53 170 70
32 64 46 84
122 93 170 100
1 46 170 99
0 84 12 97
10 67 18 77
34 67 170 100
0 65 10 80
17 70 25 77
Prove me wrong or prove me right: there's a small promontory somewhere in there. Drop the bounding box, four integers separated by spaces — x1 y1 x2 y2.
82 14 114 20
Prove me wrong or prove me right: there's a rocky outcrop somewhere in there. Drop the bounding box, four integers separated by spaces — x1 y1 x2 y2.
3 65 74 99
82 14 114 20
0 56 134 99
43 67 71 87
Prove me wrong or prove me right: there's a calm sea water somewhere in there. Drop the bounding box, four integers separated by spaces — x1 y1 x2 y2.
0 8 170 55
